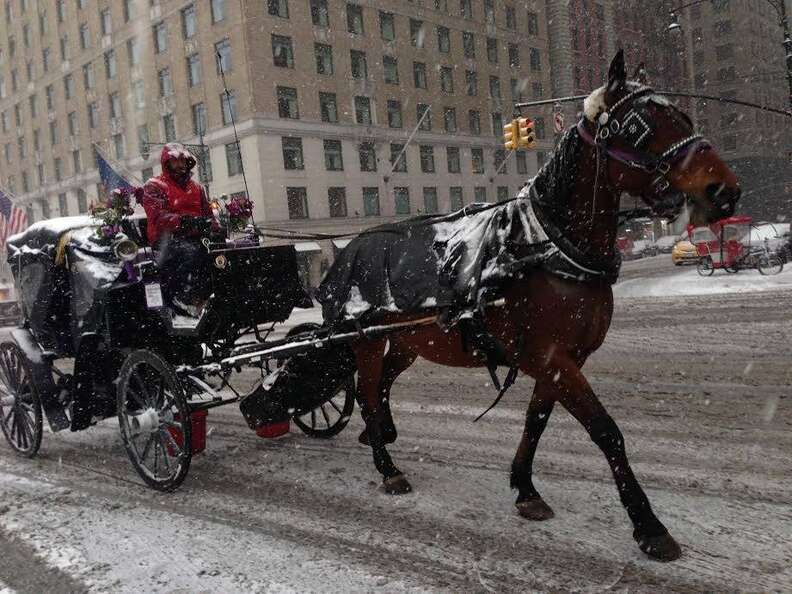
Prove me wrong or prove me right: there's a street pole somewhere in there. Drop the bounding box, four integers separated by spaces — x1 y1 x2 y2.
779 0 792 109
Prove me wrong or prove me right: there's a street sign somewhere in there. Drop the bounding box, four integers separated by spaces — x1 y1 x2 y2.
553 111 565 134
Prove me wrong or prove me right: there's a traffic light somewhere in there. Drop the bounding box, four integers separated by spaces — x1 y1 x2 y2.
516 117 536 149
502 120 517 151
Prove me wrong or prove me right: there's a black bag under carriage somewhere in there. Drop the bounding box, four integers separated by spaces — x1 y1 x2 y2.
240 336 357 429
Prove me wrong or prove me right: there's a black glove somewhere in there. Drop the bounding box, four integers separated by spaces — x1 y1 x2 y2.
179 216 212 235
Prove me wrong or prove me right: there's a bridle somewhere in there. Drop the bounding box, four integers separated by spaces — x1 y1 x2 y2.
576 86 710 220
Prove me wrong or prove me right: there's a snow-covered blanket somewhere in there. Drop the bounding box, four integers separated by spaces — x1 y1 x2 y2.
317 189 559 324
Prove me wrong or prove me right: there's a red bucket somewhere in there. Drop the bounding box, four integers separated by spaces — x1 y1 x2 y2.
168 410 208 455
255 420 290 439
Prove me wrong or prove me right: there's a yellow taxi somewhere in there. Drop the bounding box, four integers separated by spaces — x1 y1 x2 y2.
671 238 698 265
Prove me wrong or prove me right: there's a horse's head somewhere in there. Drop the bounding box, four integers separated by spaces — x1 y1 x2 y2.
582 51 740 226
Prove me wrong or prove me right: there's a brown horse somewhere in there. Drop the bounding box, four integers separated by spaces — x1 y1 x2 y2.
342 52 740 562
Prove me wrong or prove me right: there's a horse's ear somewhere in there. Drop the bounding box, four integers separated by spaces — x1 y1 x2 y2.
607 50 627 92
632 63 649 85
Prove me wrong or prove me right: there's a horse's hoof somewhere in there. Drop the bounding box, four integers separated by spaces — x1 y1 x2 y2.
358 430 369 445
516 497 555 521
380 474 412 495
634 530 682 562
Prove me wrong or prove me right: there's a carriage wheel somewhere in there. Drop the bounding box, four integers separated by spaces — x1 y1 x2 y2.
117 350 192 491
292 376 356 439
758 255 783 276
725 264 739 274
697 257 714 276
0 342 43 457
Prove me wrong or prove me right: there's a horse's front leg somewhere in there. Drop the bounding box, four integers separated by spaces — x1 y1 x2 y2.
511 381 556 520
353 339 412 495
532 354 682 562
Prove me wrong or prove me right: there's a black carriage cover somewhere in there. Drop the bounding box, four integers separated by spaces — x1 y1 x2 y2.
6 217 125 353
316 128 621 326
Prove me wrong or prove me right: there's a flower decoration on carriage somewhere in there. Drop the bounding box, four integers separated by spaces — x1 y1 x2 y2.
90 186 143 243
224 194 254 232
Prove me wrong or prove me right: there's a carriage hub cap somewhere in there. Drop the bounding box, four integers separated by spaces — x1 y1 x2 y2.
129 408 160 436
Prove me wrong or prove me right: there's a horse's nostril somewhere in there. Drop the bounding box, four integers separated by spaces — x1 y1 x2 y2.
705 183 725 199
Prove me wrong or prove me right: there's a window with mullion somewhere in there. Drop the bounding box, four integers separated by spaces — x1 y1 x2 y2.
319 92 338 123
282 137 304 170
315 43 333 75
272 35 294 68
268 0 289 18
324 139 344 171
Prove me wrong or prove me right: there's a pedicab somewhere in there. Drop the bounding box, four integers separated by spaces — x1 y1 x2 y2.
690 216 783 276
0 204 360 491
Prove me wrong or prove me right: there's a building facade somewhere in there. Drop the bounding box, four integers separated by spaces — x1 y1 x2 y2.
0 0 554 288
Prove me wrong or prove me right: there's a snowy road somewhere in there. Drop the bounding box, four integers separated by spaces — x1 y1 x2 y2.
0 258 790 593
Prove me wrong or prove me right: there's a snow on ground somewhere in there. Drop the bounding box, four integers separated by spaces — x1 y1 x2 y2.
614 263 792 298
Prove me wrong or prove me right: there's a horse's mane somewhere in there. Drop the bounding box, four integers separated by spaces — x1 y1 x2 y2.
529 124 583 227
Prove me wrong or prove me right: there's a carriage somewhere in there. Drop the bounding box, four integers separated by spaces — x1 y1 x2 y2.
690 216 784 276
0 215 358 491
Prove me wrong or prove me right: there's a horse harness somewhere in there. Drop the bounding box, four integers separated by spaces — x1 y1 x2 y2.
576 86 710 220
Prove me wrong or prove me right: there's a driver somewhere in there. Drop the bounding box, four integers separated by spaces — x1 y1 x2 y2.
142 143 219 317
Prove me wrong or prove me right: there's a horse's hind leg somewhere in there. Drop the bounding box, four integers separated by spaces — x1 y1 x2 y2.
511 381 556 520
530 354 682 562
358 340 417 446
353 339 412 494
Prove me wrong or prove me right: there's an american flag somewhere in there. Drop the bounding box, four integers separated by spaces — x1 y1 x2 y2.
0 188 28 248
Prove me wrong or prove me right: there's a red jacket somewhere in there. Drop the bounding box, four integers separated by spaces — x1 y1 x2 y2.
142 145 211 245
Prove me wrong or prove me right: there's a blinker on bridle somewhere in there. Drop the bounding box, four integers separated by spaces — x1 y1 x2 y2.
577 87 709 196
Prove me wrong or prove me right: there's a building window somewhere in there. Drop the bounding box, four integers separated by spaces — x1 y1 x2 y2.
100 8 111 35
163 114 176 142
475 186 487 202
319 92 338 123
77 189 87 213
328 187 347 217
508 44 520 68
221 90 237 125
440 67 454 93
211 0 225 23
494 149 508 174
226 142 243 176
362 187 380 216
460 0 472 19
109 92 122 119
272 35 294 68
67 111 78 136
64 74 74 100
417 103 431 131
42 47 50 73
394 187 410 215
472 148 484 174
182 4 197 38
83 63 94 90
315 43 333 75
465 70 477 96
447 146 461 173
187 53 202 86
410 19 424 48
137 124 149 155
383 56 399 84
324 139 344 171
450 187 464 210
79 23 90 50
153 22 168 54
359 142 377 172
268 0 289 18
127 37 140 66
444 107 457 133
484 0 495 24
158 68 172 97
489 76 501 100
506 5 516 29
58 193 68 216
387 100 402 128
468 110 481 135
105 50 116 79
420 145 435 173
380 11 395 41
413 62 427 89
487 38 498 63
355 96 372 124
133 80 145 109
529 48 541 71
113 134 125 159
282 137 304 170
516 151 528 175
491 112 503 137
423 187 438 213
88 102 98 128
497 186 509 201
347 3 364 34
437 26 450 53
715 44 733 60
192 103 206 135
216 39 232 73
463 31 475 58
390 144 407 172
287 187 309 219
534 117 546 139
351 50 367 78
311 0 329 27
72 150 81 173
277 86 299 119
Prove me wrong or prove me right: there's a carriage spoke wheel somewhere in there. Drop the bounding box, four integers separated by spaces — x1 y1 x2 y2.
0 342 43 458
293 376 355 439
117 350 191 491
697 257 715 277
758 255 783 276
